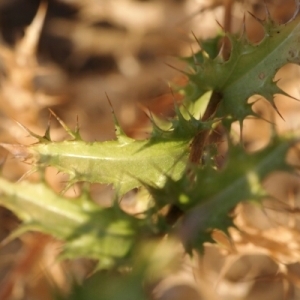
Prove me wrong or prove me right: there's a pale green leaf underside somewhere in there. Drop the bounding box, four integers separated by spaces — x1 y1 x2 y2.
4 138 189 196
35 139 189 195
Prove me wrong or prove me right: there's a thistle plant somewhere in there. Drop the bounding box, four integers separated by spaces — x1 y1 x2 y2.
1 2 300 299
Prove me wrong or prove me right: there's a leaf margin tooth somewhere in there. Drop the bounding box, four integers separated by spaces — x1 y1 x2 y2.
48 108 82 141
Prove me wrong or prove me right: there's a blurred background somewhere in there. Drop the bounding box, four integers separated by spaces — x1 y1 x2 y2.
0 0 300 299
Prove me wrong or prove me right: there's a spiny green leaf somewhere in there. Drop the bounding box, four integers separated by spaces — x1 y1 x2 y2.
2 107 212 195
1 139 188 196
148 133 297 252
0 178 141 269
182 11 300 124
